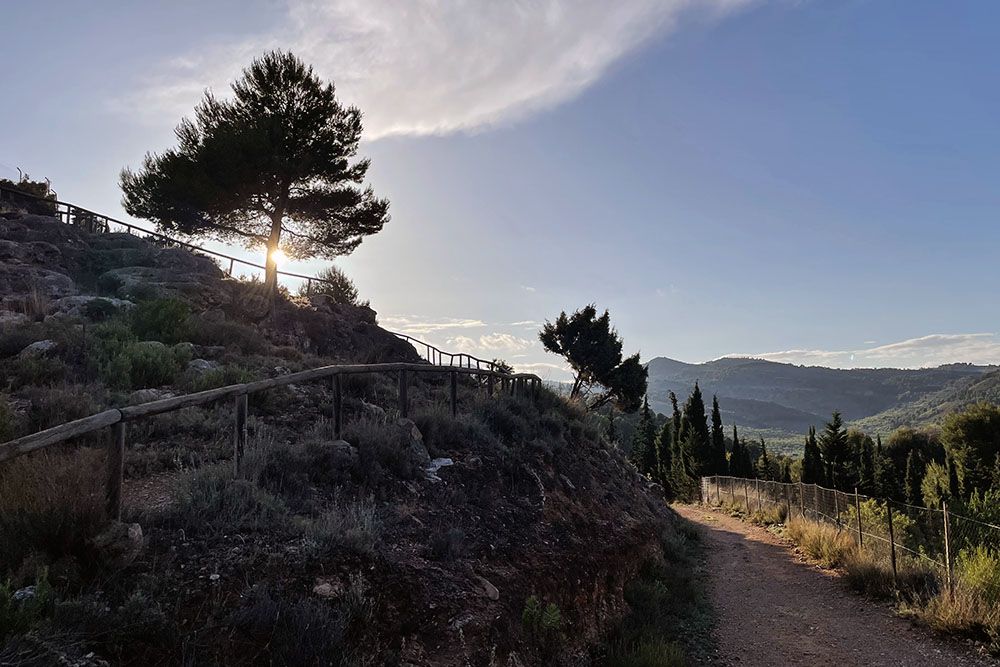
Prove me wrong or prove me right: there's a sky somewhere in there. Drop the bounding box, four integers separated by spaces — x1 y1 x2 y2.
3 0 1000 381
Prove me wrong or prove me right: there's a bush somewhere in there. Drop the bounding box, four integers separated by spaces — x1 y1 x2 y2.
784 518 856 568
80 298 121 322
130 298 192 344
5 355 69 389
113 342 190 389
303 496 381 558
522 595 562 647
0 450 107 576
428 527 465 560
343 418 421 481
603 639 685 667
0 569 55 642
189 318 268 355
185 365 258 392
160 467 289 536
20 385 100 433
300 265 361 305
412 406 499 457
0 397 15 442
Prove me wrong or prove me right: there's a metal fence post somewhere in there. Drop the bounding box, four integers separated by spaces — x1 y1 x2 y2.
398 370 409 418
887 502 898 584
234 393 248 475
854 488 863 547
106 422 126 520
943 500 954 598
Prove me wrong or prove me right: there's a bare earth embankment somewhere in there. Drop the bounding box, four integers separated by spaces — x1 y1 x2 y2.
675 505 996 667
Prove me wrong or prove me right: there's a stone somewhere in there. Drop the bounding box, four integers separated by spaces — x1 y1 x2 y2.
360 399 387 423
89 522 144 567
48 295 133 319
425 457 454 482
187 358 221 375
0 311 29 328
313 579 345 599
471 574 500 601
18 339 57 358
397 418 430 470
134 340 167 352
128 389 175 405
326 440 359 469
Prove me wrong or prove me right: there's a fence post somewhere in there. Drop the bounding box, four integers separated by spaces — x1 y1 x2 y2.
233 393 248 475
756 478 762 514
887 502 898 584
799 482 805 519
833 491 841 528
854 488 863 547
715 475 721 505
106 422 126 520
813 485 819 520
942 500 954 598
744 479 751 514
450 371 458 417
398 369 409 418
332 374 342 439
487 374 495 397
228 258 235 275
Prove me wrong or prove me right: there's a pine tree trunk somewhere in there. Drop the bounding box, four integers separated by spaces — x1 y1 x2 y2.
264 206 284 299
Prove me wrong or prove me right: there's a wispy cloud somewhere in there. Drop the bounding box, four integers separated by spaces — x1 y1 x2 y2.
512 361 574 380
115 0 755 138
726 334 1000 369
381 315 485 335
446 332 534 354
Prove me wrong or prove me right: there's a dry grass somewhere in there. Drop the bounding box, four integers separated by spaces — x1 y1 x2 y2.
784 518 857 568
0 448 107 578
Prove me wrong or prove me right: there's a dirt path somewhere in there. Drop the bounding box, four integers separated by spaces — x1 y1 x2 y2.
674 504 995 667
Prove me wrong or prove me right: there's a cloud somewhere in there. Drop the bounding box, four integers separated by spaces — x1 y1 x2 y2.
511 361 574 380
446 332 534 354
726 334 1000 369
521 285 537 293
381 315 485 335
116 0 755 138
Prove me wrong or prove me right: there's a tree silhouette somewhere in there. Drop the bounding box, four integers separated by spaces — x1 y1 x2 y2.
539 304 646 411
121 51 389 297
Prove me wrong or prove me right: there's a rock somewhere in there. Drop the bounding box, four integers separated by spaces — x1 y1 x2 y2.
0 266 77 309
173 342 195 357
89 522 144 567
187 358 221 375
312 579 344 599
425 457 454 482
48 295 133 319
326 440 359 469
134 340 167 352
397 418 430 470
18 339 57 358
471 574 500 601
128 388 175 405
360 399 387 423
13 586 36 601
559 474 577 492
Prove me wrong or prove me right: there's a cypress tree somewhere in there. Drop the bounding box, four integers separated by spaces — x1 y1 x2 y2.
904 451 922 506
730 425 742 476
757 438 770 480
631 397 657 476
947 456 962 500
873 435 900 500
858 437 875 494
801 426 824 485
710 395 727 475
819 412 849 490
655 418 674 495
781 459 793 483
681 383 711 477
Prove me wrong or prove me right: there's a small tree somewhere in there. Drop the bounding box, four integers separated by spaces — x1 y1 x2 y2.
121 51 389 297
710 395 727 476
819 412 850 489
301 265 361 305
904 451 923 506
801 426 825 485
539 305 646 412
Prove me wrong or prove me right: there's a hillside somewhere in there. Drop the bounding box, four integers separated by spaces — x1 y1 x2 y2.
0 207 688 665
646 355 995 449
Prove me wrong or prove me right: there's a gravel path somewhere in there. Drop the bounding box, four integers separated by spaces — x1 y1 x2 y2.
674 504 996 667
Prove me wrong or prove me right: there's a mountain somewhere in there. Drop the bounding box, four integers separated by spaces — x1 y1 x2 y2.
646 356 997 451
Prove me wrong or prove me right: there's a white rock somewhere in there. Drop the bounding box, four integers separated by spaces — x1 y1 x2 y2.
18 339 57 357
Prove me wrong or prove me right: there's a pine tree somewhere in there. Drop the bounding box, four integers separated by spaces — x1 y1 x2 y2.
858 437 875 494
681 383 711 477
819 412 850 489
873 435 900 500
904 451 922 506
710 395 727 475
947 456 962 500
655 418 674 495
781 459 793 483
801 426 825 485
757 438 770 480
631 397 657 476
730 425 742 476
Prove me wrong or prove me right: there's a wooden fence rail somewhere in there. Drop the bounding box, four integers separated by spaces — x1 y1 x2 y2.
1 359 541 518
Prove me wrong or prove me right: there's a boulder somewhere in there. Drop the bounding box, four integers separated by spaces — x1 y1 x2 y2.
397 418 430 470
18 339 57 358
425 457 454 483
89 522 144 567
187 358 221 375
327 439 359 469
360 399 387 423
128 388 175 405
48 295 134 319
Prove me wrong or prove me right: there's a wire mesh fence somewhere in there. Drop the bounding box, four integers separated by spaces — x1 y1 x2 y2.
701 475 1000 628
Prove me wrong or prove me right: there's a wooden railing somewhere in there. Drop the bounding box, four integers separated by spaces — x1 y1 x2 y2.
0 185 333 292
0 361 542 519
390 332 503 373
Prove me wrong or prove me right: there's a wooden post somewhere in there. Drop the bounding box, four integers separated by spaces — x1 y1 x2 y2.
943 500 954 598
398 369 409 418
834 491 841 528
756 478 762 513
715 475 721 505
854 488 863 547
332 374 342 439
450 371 458 417
228 258 235 275
233 393 248 475
887 502 898 584
106 422 125 520
784 484 792 522
799 482 805 519
487 374 495 397
744 479 751 514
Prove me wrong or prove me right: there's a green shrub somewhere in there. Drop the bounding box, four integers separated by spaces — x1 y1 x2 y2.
100 342 189 390
160 467 289 536
51 589 167 649
130 298 191 344
80 298 121 322
0 569 55 642
0 450 107 576
603 639 685 667
343 418 420 481
522 595 562 646
20 385 100 433
299 264 361 305
5 355 68 389
189 318 268 355
412 406 499 457
303 496 381 558
185 365 258 392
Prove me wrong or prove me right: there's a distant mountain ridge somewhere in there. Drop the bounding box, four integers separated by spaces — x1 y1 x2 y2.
645 355 998 450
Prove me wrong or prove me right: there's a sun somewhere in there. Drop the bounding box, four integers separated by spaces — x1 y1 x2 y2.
269 248 288 266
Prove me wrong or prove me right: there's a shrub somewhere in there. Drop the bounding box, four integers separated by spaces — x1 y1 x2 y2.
842 550 936 601
185 365 258 392
189 318 268 355
0 568 55 642
5 355 69 389
50 589 168 650
80 298 121 322
603 639 685 667
522 595 562 646
160 467 289 536
344 418 420 481
412 406 499 457
0 450 107 576
102 342 189 390
303 496 381 558
130 298 192 344
0 397 15 442
20 385 99 433
784 518 856 568
428 527 465 561
300 265 361 305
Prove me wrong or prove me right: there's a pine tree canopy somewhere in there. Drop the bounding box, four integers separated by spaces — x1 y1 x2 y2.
539 305 647 412
120 51 389 295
